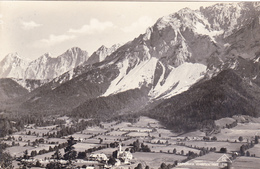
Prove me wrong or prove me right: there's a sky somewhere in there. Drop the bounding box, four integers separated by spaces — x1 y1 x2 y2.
0 1 221 61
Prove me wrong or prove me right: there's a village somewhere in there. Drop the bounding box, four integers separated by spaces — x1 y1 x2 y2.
2 116 260 169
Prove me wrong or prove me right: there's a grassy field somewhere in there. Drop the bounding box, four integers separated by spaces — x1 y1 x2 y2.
247 144 260 157
96 135 127 143
127 132 149 137
212 122 260 142
180 130 206 137
6 146 34 157
132 152 186 169
134 116 162 128
110 122 132 130
183 141 244 152
232 156 260 169
150 128 177 138
107 130 127 136
94 147 117 155
73 142 98 152
215 117 236 128
144 143 201 154
81 127 107 135
46 138 67 144
70 133 92 140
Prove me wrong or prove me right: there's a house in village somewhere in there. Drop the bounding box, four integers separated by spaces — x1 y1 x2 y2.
88 153 108 162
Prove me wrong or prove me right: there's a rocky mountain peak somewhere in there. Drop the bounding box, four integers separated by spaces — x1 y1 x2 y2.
98 45 107 50
0 53 29 79
65 47 86 55
86 44 122 65
0 47 89 80
2 53 25 64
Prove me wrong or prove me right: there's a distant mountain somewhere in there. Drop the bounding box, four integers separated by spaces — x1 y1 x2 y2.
0 53 29 79
0 47 88 80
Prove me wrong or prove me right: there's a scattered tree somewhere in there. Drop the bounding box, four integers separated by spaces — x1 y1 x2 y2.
255 136 259 144
211 136 217 141
160 163 167 169
220 148 227 153
107 157 116 166
135 163 143 169
238 136 243 142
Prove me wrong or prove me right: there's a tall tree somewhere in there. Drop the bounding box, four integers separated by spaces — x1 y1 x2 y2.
255 136 259 144
52 149 62 160
63 136 77 166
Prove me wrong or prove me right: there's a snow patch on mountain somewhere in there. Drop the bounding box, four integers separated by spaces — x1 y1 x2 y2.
254 57 260 63
103 57 158 96
193 20 223 43
149 62 207 99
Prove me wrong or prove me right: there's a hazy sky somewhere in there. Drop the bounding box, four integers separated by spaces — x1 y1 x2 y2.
0 1 221 61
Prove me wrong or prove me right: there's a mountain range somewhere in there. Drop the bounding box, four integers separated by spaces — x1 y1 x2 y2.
1 2 260 132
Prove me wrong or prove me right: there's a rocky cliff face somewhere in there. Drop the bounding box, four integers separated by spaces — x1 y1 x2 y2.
0 47 88 80
0 53 29 79
86 44 122 65
98 2 259 99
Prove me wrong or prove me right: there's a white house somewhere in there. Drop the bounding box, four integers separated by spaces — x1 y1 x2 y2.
89 153 108 161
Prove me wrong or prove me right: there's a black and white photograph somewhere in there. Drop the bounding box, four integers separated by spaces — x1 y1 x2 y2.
0 1 260 169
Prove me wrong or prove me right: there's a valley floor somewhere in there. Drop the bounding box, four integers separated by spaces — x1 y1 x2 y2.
2 116 260 169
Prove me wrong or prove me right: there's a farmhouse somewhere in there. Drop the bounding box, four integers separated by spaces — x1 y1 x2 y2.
88 153 108 161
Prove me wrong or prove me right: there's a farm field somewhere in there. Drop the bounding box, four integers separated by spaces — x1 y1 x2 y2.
73 142 98 152
232 156 260 169
81 127 107 135
183 141 244 153
144 143 201 155
132 152 186 169
6 146 35 157
248 144 260 157
2 116 260 169
212 122 260 142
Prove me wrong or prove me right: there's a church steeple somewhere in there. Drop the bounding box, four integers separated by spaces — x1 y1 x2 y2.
118 143 122 153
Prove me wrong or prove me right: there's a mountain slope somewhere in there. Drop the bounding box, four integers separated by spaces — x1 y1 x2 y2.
0 78 28 101
18 64 119 114
147 69 260 132
12 78 49 92
70 87 150 120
